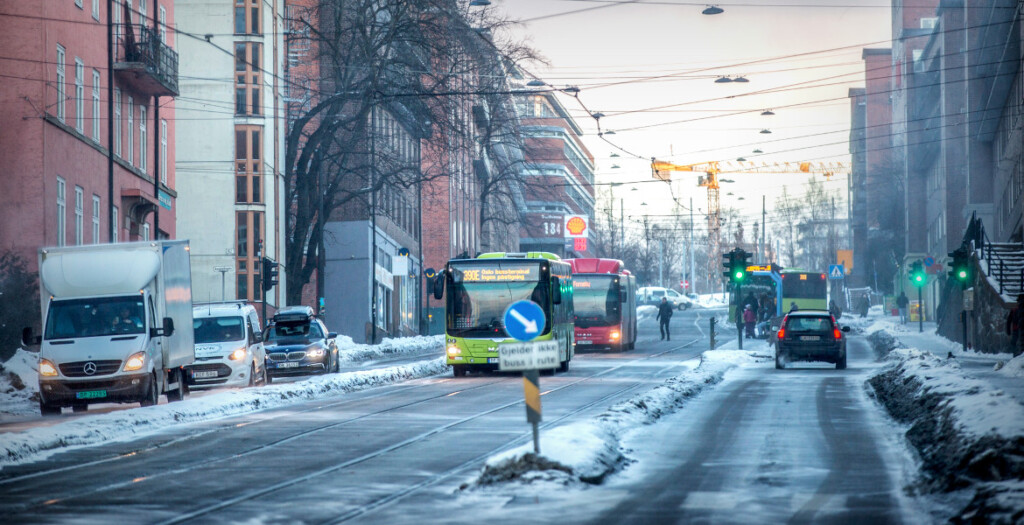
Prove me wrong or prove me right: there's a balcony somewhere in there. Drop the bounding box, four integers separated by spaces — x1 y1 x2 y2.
114 24 178 97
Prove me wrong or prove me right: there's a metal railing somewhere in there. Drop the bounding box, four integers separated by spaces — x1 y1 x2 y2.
964 211 1024 296
115 23 178 94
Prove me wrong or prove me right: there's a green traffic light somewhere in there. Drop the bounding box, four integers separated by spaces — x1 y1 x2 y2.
957 269 967 280
734 270 744 280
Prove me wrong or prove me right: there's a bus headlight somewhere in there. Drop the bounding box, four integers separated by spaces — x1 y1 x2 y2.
610 331 621 340
123 352 146 372
446 345 461 357
39 359 58 377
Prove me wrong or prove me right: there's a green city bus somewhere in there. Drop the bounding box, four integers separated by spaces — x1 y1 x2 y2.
434 252 574 377
780 269 828 312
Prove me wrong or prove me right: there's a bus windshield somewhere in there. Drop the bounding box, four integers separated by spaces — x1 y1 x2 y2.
783 274 827 299
572 275 620 328
447 281 549 338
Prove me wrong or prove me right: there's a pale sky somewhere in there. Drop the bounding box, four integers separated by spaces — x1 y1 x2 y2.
492 0 891 235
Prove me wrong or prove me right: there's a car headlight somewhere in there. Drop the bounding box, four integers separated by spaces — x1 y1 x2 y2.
228 347 247 361
123 352 146 372
39 358 58 377
446 345 461 356
307 347 326 358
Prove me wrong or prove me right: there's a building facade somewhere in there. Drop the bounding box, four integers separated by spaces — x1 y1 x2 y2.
1 1 178 275
175 0 287 312
515 91 596 258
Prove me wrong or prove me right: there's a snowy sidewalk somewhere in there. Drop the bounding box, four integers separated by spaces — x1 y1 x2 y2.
849 313 1024 406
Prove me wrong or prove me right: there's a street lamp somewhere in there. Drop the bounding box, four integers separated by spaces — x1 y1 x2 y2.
760 129 772 134
702 5 724 15
611 164 621 169
214 266 231 302
753 149 763 153
469 0 491 5
603 130 616 135
714 76 733 83
610 152 620 157
761 109 775 116
526 79 545 87
733 76 749 83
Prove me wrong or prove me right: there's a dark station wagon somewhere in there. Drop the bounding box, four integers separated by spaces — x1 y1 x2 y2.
775 310 850 370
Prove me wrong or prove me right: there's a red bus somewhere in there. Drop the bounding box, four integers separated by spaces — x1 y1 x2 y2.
566 258 637 351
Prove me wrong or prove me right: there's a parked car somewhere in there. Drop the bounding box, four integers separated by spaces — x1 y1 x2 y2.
775 310 850 370
263 306 339 382
185 302 267 388
637 286 692 310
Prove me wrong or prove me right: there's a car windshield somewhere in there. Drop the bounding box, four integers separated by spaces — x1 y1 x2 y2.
44 296 146 340
447 281 549 338
265 320 323 343
572 275 620 328
193 316 245 344
785 317 833 332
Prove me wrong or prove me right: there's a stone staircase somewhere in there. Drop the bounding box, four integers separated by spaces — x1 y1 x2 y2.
980 242 1024 300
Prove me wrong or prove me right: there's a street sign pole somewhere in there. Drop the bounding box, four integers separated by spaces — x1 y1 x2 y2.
918 286 923 333
523 369 541 454
736 282 743 350
501 300 554 456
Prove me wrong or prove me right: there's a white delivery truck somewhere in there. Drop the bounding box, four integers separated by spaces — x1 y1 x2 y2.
22 241 195 415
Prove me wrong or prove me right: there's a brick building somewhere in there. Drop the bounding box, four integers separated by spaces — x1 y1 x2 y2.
0 1 179 268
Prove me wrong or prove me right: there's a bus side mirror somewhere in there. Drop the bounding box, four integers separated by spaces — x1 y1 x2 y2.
432 276 444 300
21 327 41 348
552 277 562 304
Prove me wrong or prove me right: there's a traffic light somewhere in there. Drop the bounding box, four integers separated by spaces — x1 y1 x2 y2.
722 251 734 282
723 248 751 283
909 260 926 288
262 257 279 292
948 247 970 284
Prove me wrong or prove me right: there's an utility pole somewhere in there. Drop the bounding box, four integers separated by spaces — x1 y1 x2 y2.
620 198 625 255
689 197 695 294
370 102 378 344
761 196 766 263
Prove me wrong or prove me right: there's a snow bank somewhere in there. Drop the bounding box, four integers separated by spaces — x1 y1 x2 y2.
335 335 442 362
996 354 1024 379
0 357 447 469
868 346 1024 523
636 305 658 320
0 349 40 417
468 350 760 488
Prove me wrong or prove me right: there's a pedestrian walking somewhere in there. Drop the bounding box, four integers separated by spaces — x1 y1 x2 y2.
829 299 842 320
789 301 799 312
656 297 674 341
897 291 909 325
1006 293 1024 357
743 305 756 338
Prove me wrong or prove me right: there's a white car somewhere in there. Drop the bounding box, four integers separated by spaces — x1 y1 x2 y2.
185 302 267 388
637 287 692 310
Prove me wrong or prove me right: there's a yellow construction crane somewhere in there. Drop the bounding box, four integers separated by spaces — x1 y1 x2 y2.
650 158 850 265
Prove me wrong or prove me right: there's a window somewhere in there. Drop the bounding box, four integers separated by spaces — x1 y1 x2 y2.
234 42 262 116
114 89 121 156
158 6 167 43
138 0 146 22
91 69 101 142
74 186 84 245
74 58 84 133
142 222 150 241
56 46 65 123
92 0 99 20
234 0 261 35
139 105 147 171
235 211 264 301
112 206 119 242
56 177 66 247
160 119 167 184
92 195 100 243
126 96 134 165
235 125 262 203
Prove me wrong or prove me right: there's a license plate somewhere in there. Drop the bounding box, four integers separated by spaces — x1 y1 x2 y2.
576 340 591 345
277 362 300 368
487 358 499 364
800 336 820 341
75 390 106 399
193 371 218 379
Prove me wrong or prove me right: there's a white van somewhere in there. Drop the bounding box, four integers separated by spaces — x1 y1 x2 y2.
637 286 692 310
185 303 267 388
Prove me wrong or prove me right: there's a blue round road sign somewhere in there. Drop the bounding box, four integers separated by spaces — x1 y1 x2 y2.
503 300 546 342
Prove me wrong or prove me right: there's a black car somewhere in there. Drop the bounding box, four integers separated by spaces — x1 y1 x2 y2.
263 306 339 382
775 310 850 370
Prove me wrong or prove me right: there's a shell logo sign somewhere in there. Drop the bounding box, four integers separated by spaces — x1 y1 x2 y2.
563 215 589 238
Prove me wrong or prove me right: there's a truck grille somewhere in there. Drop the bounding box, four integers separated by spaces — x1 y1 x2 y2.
59 360 122 377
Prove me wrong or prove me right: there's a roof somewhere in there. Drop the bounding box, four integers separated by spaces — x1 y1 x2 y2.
785 310 831 317
566 258 626 274
193 302 252 316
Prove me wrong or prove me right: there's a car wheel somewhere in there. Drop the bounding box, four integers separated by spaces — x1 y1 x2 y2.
775 351 785 370
166 369 186 402
836 353 847 370
261 364 268 385
40 400 61 416
452 365 467 377
71 404 88 413
265 371 274 384
140 373 159 407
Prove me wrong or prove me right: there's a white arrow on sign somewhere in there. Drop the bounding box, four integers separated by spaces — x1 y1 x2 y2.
509 308 539 334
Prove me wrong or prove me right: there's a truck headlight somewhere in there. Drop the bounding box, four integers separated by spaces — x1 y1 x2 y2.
39 359 58 377
228 347 247 361
123 352 146 372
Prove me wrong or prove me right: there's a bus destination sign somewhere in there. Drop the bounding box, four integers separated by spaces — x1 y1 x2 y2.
453 264 540 283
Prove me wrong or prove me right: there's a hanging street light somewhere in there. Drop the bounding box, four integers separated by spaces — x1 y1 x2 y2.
733 76 749 83
526 79 545 87
714 76 733 83
761 109 775 116
760 129 772 134
702 5 724 15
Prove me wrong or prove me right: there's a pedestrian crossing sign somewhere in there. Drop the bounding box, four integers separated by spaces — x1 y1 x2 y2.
828 265 845 280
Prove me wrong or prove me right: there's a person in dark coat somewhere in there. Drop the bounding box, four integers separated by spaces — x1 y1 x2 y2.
656 297 673 341
1006 293 1024 357
896 292 909 324
743 305 756 338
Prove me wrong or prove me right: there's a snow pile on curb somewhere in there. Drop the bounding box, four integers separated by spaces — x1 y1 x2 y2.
996 354 1024 378
636 305 658 320
0 356 447 469
335 335 442 362
0 349 39 416
868 347 1024 523
468 350 760 488
866 329 906 358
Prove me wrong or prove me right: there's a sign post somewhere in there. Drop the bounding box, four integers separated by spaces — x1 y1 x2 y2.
501 301 554 454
